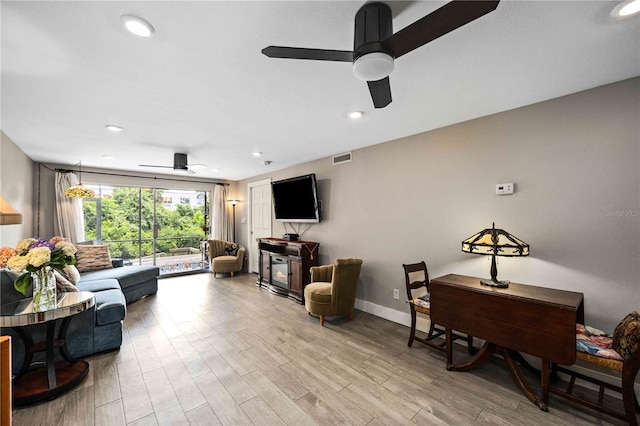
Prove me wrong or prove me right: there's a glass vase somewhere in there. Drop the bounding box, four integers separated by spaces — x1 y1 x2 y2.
32 267 57 312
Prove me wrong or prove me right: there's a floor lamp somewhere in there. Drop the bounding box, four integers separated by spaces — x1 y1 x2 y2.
228 200 239 242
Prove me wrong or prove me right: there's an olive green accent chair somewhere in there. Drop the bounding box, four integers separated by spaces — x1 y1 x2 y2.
208 239 245 277
304 258 363 326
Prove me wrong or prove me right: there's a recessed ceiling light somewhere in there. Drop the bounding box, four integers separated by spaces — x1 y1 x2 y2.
348 111 364 119
102 155 115 160
105 124 123 132
121 15 155 37
612 0 640 17
252 152 262 157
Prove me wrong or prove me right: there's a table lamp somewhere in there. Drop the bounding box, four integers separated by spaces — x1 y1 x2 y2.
461 223 529 288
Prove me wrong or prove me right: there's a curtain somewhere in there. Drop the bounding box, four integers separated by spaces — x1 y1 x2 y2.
211 184 231 241
54 172 85 242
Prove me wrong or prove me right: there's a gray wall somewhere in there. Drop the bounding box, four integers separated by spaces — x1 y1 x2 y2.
235 78 640 332
0 131 34 246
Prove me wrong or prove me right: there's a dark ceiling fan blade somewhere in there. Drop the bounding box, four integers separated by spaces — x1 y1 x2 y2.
262 46 353 62
367 77 392 109
384 0 500 59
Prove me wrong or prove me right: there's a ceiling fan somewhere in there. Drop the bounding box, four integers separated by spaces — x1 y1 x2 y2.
139 153 207 174
262 1 500 108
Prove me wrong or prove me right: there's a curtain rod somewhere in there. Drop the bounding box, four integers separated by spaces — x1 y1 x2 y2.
46 164 228 185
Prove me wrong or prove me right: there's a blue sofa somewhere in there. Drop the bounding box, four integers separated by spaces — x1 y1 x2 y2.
1 263 159 374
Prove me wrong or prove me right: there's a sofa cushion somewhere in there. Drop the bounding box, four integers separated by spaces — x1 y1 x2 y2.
94 289 126 326
79 265 159 290
54 270 78 292
76 245 113 272
61 265 81 284
76 279 121 293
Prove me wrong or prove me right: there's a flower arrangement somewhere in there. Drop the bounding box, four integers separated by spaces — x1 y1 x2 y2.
5 236 77 295
0 247 17 268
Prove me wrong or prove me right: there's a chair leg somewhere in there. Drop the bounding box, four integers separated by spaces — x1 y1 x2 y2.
408 309 417 347
427 320 436 339
348 311 354 321
320 315 325 326
231 271 234 277
622 362 640 426
467 335 474 354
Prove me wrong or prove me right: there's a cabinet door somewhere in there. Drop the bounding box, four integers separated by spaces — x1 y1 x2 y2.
259 251 270 284
289 258 303 294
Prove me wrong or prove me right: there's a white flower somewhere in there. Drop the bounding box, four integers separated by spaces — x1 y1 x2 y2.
16 238 36 254
28 247 51 268
7 255 29 272
56 241 77 257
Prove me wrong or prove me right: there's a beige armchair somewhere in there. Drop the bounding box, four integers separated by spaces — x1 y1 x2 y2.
208 239 245 277
304 258 363 326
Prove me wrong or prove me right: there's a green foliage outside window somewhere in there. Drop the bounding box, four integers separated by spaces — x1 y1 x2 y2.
84 187 207 260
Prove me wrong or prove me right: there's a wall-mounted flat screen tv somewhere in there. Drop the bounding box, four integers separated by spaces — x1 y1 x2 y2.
272 174 320 223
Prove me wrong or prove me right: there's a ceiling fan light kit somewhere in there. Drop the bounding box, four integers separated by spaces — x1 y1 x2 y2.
353 52 394 81
262 1 500 109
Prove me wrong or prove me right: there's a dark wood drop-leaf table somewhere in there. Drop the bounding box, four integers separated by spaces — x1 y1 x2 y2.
0 291 95 405
430 274 584 411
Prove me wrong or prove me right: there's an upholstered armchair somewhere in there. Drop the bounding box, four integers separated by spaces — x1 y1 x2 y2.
208 239 245 277
304 258 363 326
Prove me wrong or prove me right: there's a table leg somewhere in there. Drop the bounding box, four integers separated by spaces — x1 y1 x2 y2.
446 341 496 372
541 359 550 405
502 348 548 411
445 328 453 368
45 320 57 390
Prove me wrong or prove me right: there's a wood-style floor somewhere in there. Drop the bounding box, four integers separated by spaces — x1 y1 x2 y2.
12 273 628 425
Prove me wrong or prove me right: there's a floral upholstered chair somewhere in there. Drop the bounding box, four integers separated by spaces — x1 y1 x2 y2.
552 312 640 425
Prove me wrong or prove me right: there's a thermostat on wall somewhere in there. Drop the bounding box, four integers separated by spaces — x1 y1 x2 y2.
496 183 514 195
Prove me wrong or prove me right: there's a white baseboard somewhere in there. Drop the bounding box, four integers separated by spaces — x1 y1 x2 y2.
354 298 639 398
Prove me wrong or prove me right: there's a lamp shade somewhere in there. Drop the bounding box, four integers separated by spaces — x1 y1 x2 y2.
64 185 95 198
0 196 23 225
461 223 529 288
462 224 529 257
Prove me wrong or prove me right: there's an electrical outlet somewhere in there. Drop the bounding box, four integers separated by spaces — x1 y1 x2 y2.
393 289 400 300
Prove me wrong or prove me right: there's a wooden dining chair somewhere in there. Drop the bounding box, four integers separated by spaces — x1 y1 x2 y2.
403 261 473 352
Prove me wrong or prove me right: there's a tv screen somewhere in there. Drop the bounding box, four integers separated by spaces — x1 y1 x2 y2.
272 174 320 223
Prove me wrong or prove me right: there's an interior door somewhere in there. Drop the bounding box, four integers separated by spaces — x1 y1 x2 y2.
248 179 272 273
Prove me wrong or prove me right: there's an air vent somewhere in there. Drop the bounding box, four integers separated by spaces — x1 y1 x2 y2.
332 152 352 165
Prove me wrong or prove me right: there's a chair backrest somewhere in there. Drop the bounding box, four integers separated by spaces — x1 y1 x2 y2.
331 258 363 315
402 261 429 301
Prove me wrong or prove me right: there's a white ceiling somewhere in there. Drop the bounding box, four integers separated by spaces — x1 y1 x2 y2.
2 1 639 181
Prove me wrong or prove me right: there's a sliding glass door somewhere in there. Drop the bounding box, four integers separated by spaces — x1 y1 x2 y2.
83 185 209 276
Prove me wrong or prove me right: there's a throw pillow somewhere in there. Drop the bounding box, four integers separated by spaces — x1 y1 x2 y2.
224 243 239 256
60 265 81 284
612 311 640 360
75 244 113 273
54 270 79 293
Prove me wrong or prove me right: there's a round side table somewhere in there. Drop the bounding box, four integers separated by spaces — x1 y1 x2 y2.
0 291 95 405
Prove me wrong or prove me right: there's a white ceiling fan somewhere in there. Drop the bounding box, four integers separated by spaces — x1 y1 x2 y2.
139 153 207 174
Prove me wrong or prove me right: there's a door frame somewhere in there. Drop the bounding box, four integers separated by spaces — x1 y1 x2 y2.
247 178 272 273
